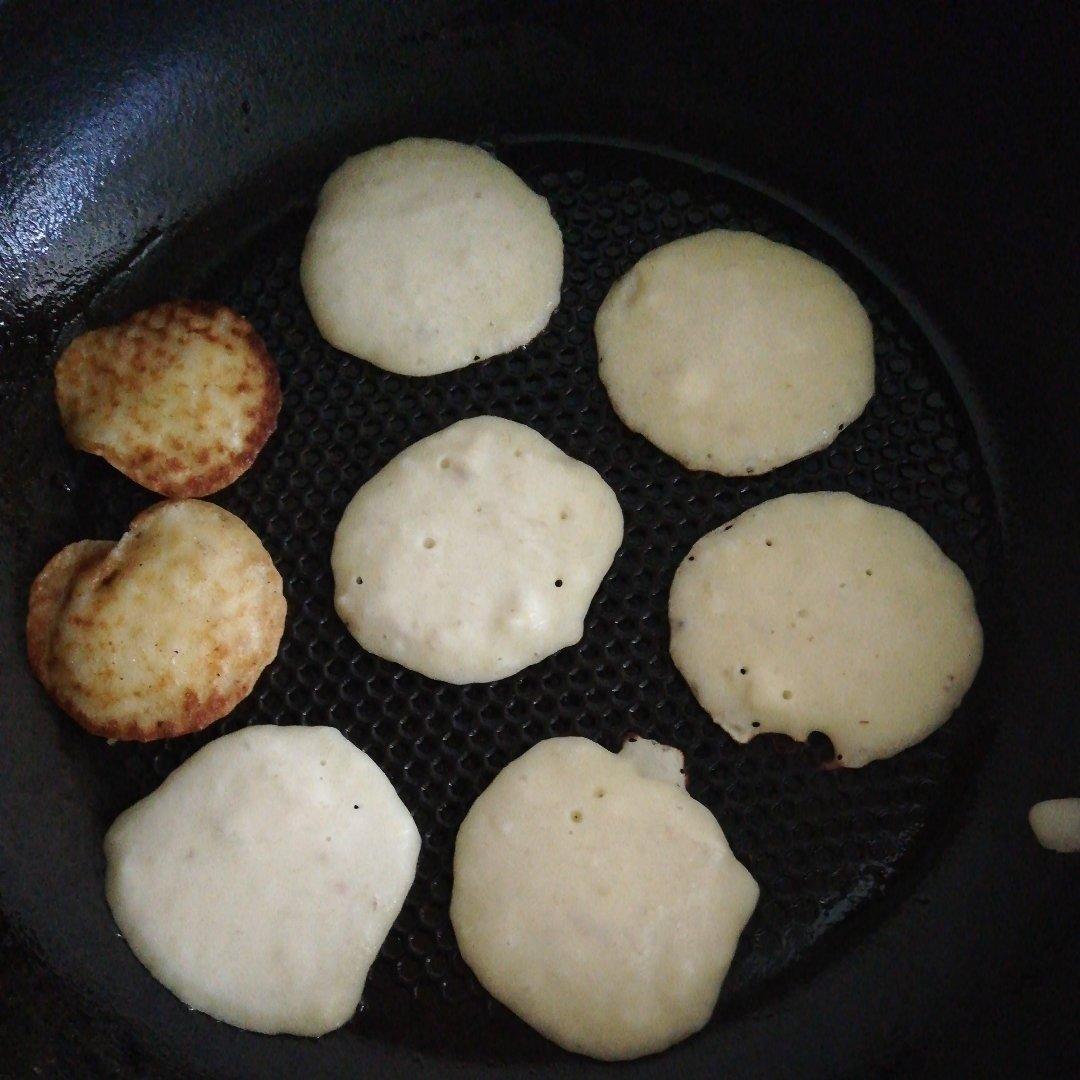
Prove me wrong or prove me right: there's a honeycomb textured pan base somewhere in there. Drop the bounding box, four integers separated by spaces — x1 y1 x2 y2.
62 139 998 1062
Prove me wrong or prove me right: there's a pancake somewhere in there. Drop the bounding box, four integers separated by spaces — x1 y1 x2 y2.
105 725 420 1035
55 301 280 497
27 500 286 740
331 416 623 683
450 736 758 1060
669 491 983 767
301 137 563 375
1029 799 1080 853
618 732 687 786
596 230 874 475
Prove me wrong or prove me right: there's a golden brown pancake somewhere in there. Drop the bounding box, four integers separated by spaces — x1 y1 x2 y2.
55 301 280 497
27 500 286 740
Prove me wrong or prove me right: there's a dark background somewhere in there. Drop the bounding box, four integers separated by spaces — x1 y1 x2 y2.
1 2 1076 1077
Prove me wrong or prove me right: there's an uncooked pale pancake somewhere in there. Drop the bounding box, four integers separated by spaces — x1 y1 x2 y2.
596 230 874 475
618 732 687 786
450 736 759 1061
105 725 420 1036
331 416 623 683
55 301 280 497
669 492 983 767
1029 799 1080 852
27 500 285 740
301 138 563 376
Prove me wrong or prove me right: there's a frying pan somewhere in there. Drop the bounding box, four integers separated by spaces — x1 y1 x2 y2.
0 2 1076 1077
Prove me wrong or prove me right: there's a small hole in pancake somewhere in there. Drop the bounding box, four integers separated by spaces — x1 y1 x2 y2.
765 539 773 547
570 810 583 823
354 804 359 809
722 523 733 532
782 690 793 700
355 576 363 585
751 721 761 728
739 667 748 675
424 538 436 549
687 555 695 562
746 466 755 474
554 579 563 587
865 569 873 576
594 788 605 798
838 423 845 431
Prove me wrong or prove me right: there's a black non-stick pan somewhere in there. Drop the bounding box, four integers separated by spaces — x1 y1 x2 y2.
1 3 1076 1077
